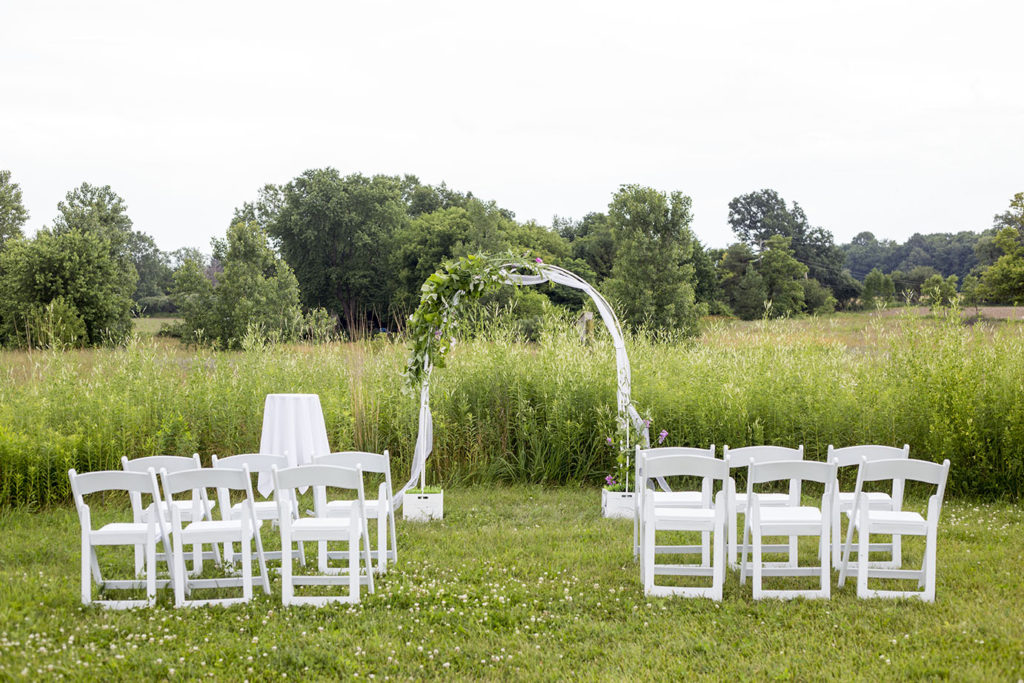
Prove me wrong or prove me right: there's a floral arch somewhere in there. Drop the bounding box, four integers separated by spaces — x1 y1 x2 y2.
395 255 651 507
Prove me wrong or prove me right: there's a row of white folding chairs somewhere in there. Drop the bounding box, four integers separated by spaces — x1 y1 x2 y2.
636 445 950 602
70 451 397 609
122 451 397 576
634 444 910 568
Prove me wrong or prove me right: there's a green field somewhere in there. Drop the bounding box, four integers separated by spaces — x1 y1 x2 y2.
131 317 180 337
3 310 1024 507
0 487 1021 680
2 312 1023 678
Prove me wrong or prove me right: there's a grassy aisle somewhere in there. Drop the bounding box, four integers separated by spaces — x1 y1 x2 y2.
1 487 1022 680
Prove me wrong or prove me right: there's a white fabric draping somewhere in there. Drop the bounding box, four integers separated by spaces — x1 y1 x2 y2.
394 264 650 508
257 393 331 496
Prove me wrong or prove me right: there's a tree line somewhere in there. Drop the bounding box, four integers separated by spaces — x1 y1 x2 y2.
1 167 1022 348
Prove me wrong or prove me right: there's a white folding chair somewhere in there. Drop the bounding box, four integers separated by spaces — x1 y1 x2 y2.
68 468 165 608
122 454 219 574
212 453 305 566
640 454 729 600
828 444 909 567
839 458 950 602
160 466 270 607
724 445 804 568
634 445 716 564
313 451 398 574
273 464 375 606
740 459 837 600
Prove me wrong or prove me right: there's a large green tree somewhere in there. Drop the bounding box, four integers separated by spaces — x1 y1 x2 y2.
979 227 1024 304
759 234 807 317
861 267 895 306
602 185 700 333
728 189 850 299
0 229 136 346
172 222 302 348
50 182 171 305
264 169 407 334
0 170 29 248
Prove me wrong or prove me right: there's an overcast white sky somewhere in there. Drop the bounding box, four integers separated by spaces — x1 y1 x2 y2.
2 1 1022 252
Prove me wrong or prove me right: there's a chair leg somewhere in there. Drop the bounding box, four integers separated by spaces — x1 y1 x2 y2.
642 516 654 594
318 540 328 573
712 504 725 601
349 525 360 603
81 539 92 605
701 530 711 567
281 527 293 606
146 534 157 605
739 516 751 585
751 518 763 599
857 521 870 598
820 523 830 598
377 514 387 574
173 537 186 607
388 509 398 565
297 541 306 568
788 535 798 569
241 523 253 603
728 508 738 567
192 541 202 576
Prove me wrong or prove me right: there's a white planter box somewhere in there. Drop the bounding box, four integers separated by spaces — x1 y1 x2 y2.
602 489 635 519
403 491 444 522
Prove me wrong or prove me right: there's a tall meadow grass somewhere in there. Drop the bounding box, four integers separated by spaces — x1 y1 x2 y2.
1 311 1022 506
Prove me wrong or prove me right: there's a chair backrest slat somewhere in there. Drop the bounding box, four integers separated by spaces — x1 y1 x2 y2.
315 452 389 475
829 444 909 468
212 453 288 473
644 454 727 480
122 454 199 474
162 467 249 496
749 459 836 486
70 469 156 496
274 464 362 491
859 458 948 486
724 445 803 469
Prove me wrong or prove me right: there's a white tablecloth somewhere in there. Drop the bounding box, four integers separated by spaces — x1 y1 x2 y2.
257 393 331 496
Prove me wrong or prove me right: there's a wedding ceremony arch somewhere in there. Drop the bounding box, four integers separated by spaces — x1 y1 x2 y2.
394 258 651 507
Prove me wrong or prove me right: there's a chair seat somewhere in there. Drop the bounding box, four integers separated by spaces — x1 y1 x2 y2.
757 506 823 532
838 491 893 512
181 519 253 543
734 492 790 510
650 491 704 507
324 499 383 518
144 498 215 521
854 510 928 535
92 522 151 545
233 500 279 520
291 517 357 542
653 507 717 532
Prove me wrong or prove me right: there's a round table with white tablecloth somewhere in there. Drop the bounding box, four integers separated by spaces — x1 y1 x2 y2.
257 393 331 496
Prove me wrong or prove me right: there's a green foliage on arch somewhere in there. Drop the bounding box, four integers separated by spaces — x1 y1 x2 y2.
403 253 539 389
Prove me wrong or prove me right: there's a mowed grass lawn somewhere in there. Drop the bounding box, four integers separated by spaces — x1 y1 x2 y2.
1 487 1022 680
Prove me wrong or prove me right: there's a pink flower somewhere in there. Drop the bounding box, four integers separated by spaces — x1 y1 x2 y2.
606 437 613 445
605 475 616 486
534 257 543 263
658 429 668 444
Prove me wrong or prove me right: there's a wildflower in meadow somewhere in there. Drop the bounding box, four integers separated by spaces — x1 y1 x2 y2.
605 475 616 486
658 429 668 444
606 437 613 445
